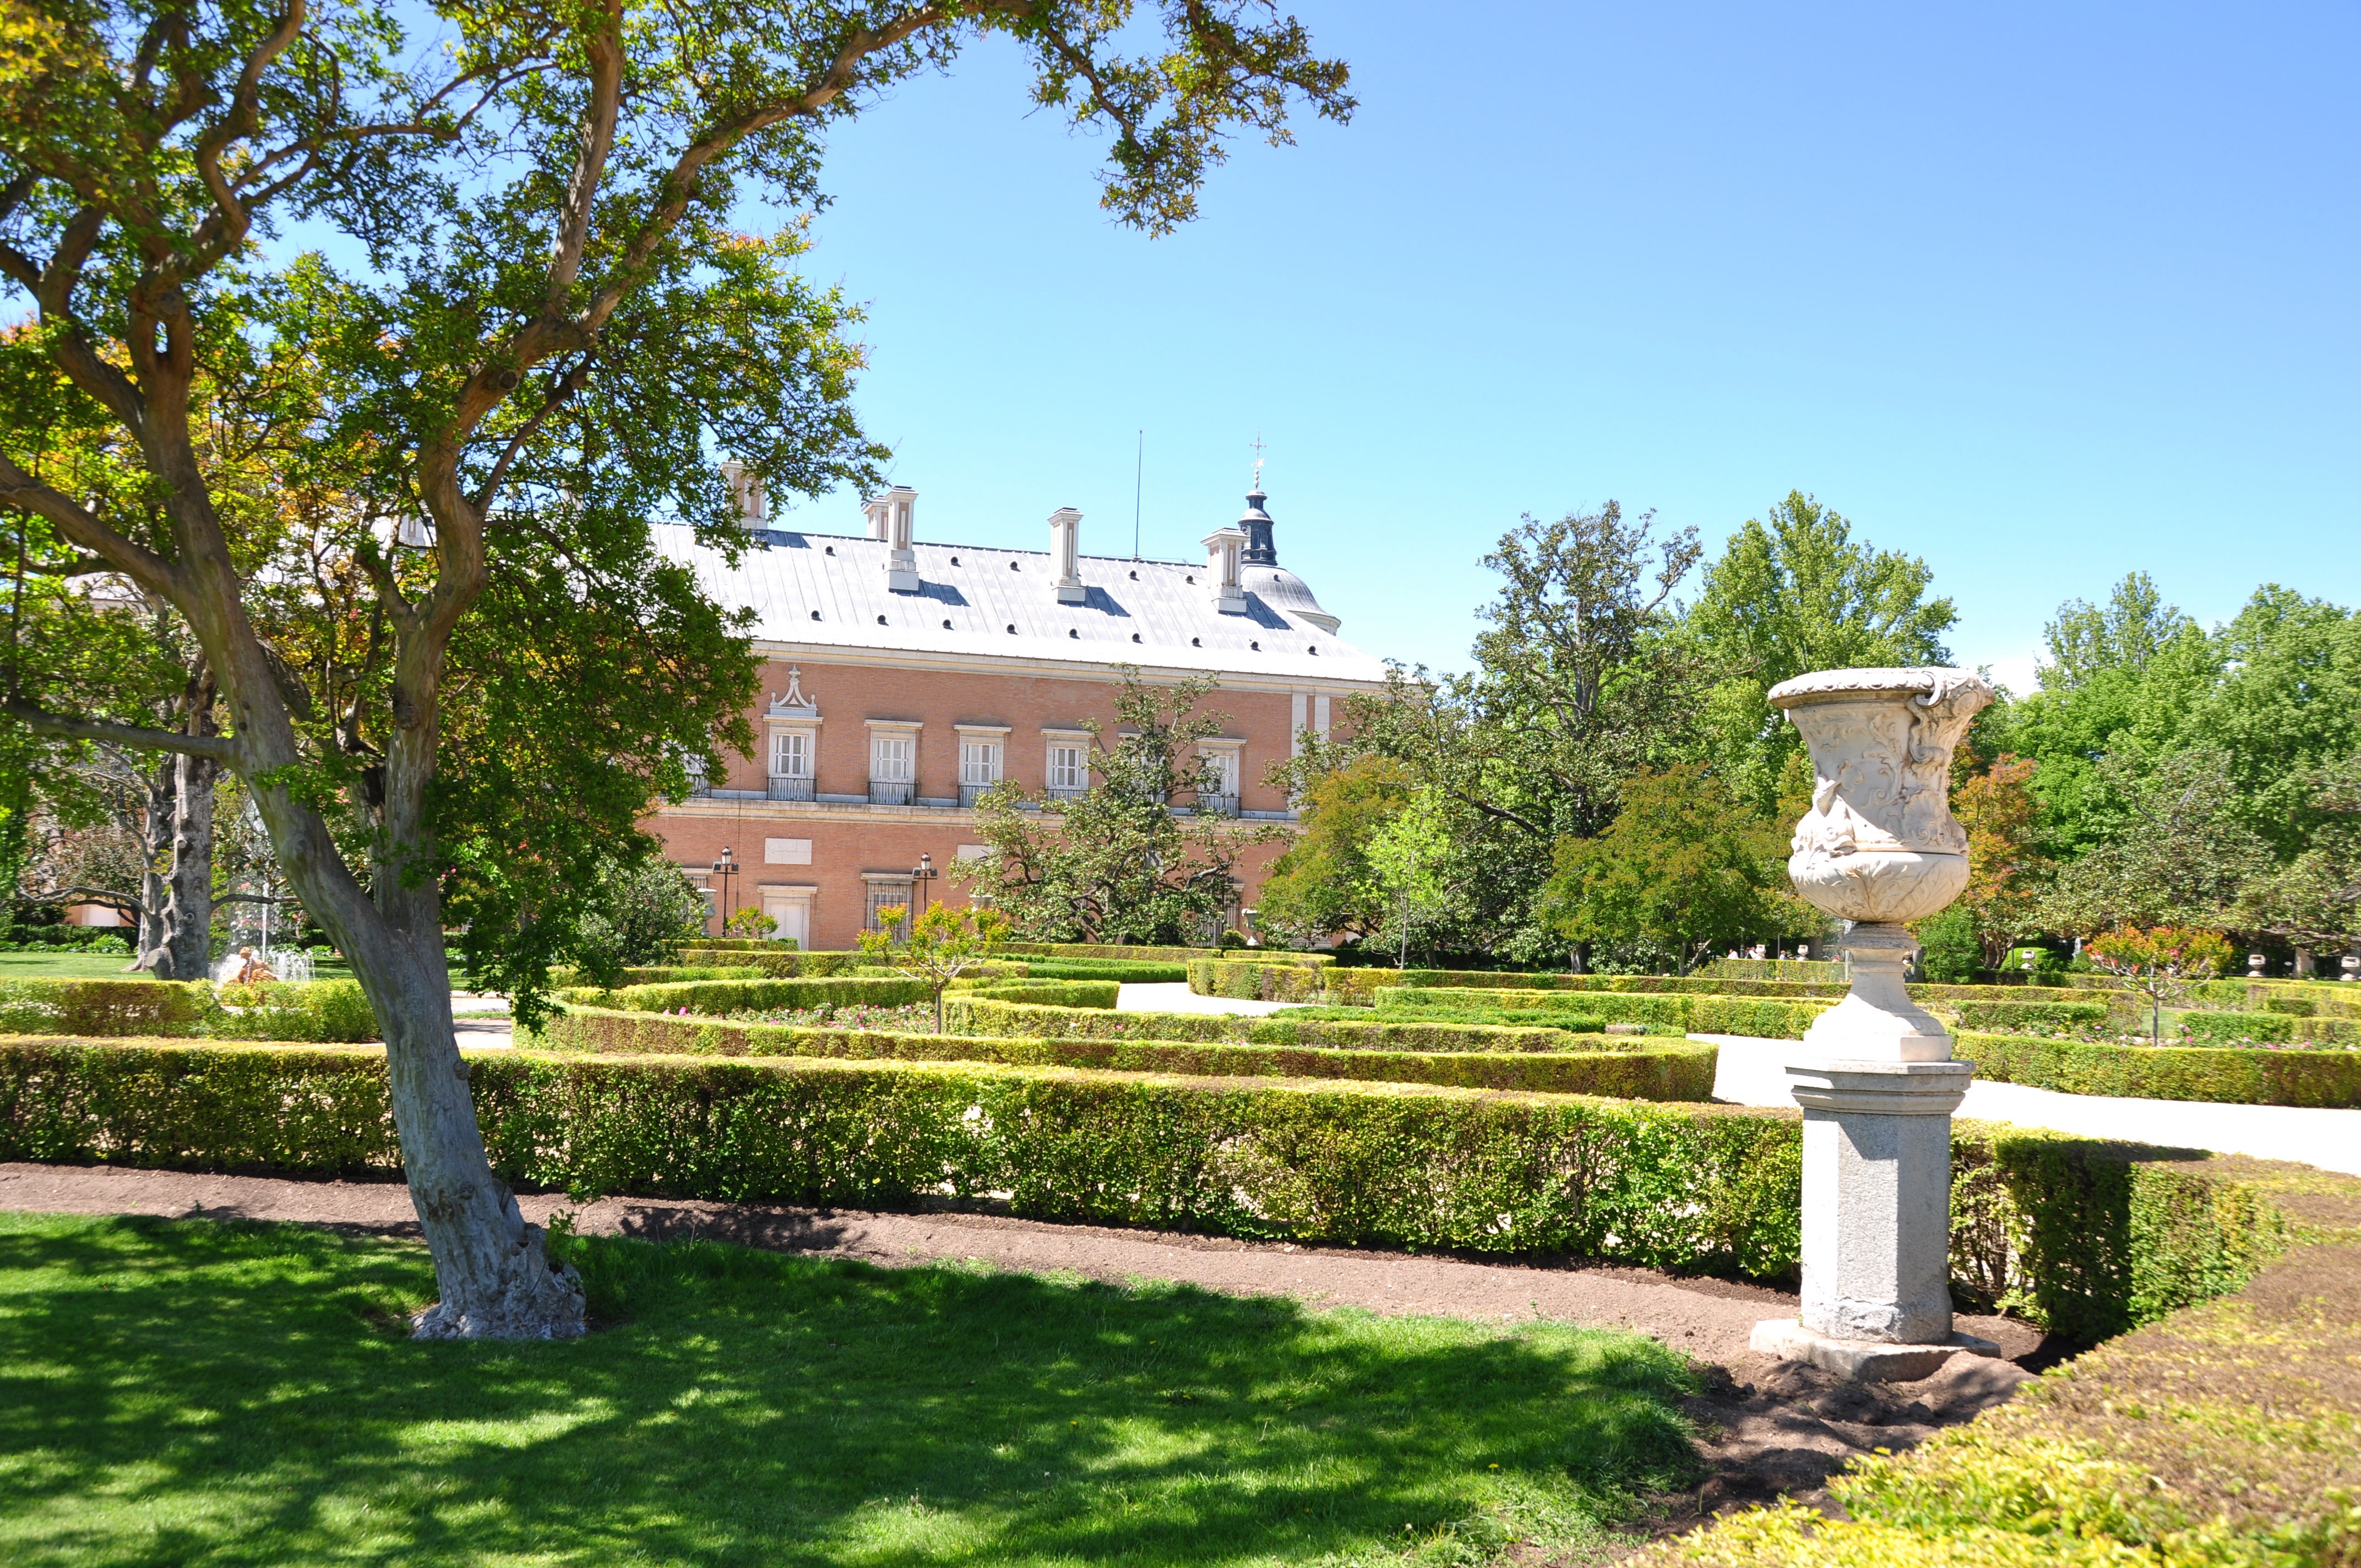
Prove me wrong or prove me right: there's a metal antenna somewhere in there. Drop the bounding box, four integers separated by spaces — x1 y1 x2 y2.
1132 429 1144 560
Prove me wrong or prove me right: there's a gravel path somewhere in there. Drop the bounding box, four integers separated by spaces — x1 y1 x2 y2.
1700 1033 2361 1175
1115 981 1298 1015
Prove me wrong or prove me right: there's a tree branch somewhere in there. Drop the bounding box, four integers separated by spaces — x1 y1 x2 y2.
0 459 183 600
0 698 238 763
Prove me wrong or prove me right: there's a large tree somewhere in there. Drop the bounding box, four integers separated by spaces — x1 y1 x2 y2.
0 0 1350 1337
1682 491 1957 811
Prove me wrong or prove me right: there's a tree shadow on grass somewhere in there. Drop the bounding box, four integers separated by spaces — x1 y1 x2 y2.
0 1213 1700 1567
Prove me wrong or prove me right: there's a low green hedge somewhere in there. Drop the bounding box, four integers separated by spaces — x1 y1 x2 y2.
1943 998 2118 1033
0 978 378 1042
0 978 215 1036
943 996 1616 1054
560 976 938 1015
672 949 886 977
2180 1008 2359 1047
1649 1160 2361 1567
958 979 1119 1009
1007 942 1330 966
0 1038 2327 1347
1373 986 1831 1041
211 980 379 1043
526 1008 1722 1101
1013 959 1190 983
1698 957 1848 982
2186 977 2359 1016
1957 1029 2361 1108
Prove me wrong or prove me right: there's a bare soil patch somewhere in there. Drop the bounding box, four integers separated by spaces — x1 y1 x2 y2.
0 1159 2053 1533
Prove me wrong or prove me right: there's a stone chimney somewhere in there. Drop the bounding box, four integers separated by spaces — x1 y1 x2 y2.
864 486 920 592
1049 508 1086 604
721 460 768 530
1202 525 1248 614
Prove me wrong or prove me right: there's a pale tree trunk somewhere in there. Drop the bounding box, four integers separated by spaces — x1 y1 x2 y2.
156 751 217 980
135 755 174 968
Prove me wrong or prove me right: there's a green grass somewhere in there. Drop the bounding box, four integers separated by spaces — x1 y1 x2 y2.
0 1212 1699 1567
0 952 150 981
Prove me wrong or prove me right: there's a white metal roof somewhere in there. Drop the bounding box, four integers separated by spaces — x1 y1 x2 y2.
655 523 1390 684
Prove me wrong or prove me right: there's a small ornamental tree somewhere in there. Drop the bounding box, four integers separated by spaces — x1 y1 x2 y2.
2086 923 2233 1047
724 908 779 940
1362 788 1465 969
857 902 1009 1034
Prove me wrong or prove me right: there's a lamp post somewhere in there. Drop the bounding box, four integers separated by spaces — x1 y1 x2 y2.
909 852 938 927
710 847 738 936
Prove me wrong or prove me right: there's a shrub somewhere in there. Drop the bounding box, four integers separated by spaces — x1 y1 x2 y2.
1010 942 1330 966
563 976 938 1015
1944 999 2118 1033
0 979 217 1036
211 980 378 1043
1013 959 1190 983
1956 1030 2361 1108
1697 957 1848 983
1 1040 2332 1343
943 996 1616 1054
2178 1008 2358 1046
1186 957 1341 1003
527 1006 1723 1101
1686 997 1829 1039
673 949 886 977
1377 987 1694 1027
957 979 1119 1009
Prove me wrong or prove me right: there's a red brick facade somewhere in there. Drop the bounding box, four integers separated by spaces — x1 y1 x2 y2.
647 651 1358 950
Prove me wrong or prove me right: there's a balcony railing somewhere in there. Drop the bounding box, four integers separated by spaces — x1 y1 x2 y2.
1196 791 1239 816
767 775 814 802
959 783 997 808
868 780 914 807
1045 785 1087 804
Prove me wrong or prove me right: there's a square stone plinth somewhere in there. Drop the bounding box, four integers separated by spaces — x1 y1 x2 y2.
1750 1317 2003 1382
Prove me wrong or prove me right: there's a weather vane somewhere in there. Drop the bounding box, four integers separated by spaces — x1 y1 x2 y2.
1249 430 1266 491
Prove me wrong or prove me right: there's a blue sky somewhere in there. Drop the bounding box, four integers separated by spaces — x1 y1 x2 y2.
760 1 2357 690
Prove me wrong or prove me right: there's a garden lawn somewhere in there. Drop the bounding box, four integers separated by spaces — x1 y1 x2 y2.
0 954 150 981
0 1211 1699 1567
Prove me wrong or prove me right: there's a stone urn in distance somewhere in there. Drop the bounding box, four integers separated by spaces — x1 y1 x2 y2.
1770 667 1996 1060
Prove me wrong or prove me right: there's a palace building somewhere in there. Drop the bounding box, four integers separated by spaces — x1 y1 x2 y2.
649 475 1389 949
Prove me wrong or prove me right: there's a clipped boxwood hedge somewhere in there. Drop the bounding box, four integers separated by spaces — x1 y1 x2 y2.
2180 1008 2359 1047
527 1006 1722 1101
0 1038 2326 1345
1013 959 1190 983
1007 942 1330 966
943 995 1616 1054
1647 1158 2361 1567
957 979 1119 1009
0 977 378 1042
1943 998 2118 1033
1959 1028 2361 1108
1374 986 1831 1041
671 948 888 977
557 975 937 1015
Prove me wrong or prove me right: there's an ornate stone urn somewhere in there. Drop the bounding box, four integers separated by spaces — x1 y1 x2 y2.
1774 667 1994 1061
1749 666 2003 1379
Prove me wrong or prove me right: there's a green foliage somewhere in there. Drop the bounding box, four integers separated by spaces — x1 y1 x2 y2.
857 901 1011 1032
1252 756 1410 946
958 673 1275 944
533 1005 1724 1102
944 997 1633 1055
563 856 712 984
562 976 936 1016
2177 1009 2356 1046
1541 764 1799 972
674 948 880 977
1681 492 1958 812
2090 923 2234 1045
1002 941 1317 965
0 980 216 1037
958 980 1120 1010
1957 1030 2361 1108
0 978 378 1041
1944 999 2117 1033
1914 905 1983 983
1013 959 1188 983
1370 984 1831 1040
721 907 777 939
1363 787 1471 967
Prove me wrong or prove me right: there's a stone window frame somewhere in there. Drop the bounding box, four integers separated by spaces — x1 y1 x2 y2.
954 722 1010 788
864 718 922 786
1042 727 1092 795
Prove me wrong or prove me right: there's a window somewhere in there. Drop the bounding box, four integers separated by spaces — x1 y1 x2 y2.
1203 748 1240 797
864 879 913 932
869 734 913 784
1047 743 1089 793
769 730 810 778
960 739 1002 788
